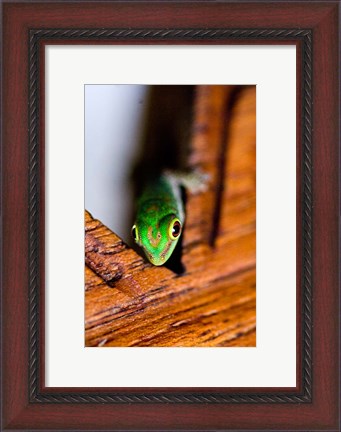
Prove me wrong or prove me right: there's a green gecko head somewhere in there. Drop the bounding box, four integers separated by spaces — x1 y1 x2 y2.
131 214 182 266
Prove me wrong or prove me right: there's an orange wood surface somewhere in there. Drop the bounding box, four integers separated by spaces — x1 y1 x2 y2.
85 85 256 347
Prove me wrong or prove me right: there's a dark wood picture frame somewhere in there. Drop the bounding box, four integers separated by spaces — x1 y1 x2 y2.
1 1 339 430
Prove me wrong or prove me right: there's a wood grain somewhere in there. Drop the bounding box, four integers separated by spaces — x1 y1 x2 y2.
85 85 256 347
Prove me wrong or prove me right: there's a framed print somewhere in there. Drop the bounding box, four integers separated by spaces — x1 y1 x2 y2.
1 1 339 431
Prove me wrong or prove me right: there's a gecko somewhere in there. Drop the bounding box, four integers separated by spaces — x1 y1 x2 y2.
131 170 208 266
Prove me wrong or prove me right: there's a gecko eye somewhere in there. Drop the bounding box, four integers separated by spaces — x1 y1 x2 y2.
131 225 139 242
169 219 182 240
